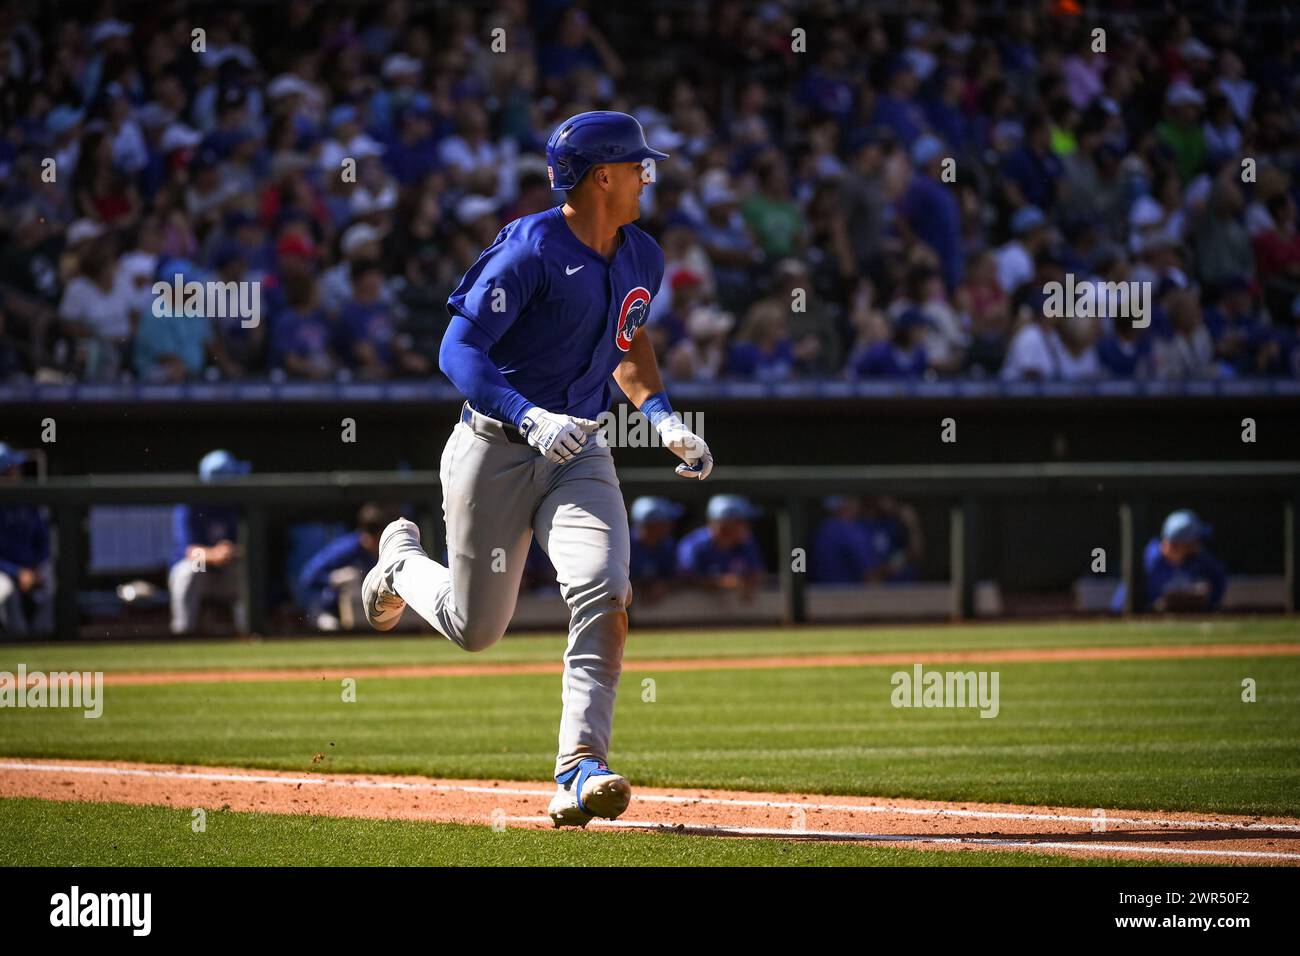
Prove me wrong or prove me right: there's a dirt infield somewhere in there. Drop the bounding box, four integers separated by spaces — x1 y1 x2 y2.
73 641 1300 687
3 758 1298 865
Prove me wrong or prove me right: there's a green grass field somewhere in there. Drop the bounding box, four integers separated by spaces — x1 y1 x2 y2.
2 618 1298 866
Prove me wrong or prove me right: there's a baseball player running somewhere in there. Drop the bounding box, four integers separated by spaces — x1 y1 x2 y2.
363 111 712 827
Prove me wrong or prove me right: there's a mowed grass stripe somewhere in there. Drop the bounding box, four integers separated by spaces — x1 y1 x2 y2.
2 656 1296 816
0 797 1160 867
2 618 1297 674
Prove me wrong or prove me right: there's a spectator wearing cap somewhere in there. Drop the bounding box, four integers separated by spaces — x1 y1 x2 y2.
629 496 684 605
455 194 502 248
339 260 432 380
849 308 930 379
322 222 389 315
812 495 880 584
271 266 339 380
695 174 760 313
768 257 842 376
133 259 242 383
995 205 1052 295
0 443 52 635
899 134 963 291
169 450 250 635
1131 509 1227 612
295 502 396 631
654 267 703 357
1158 82 1208 185
385 98 440 187
1191 177 1255 291
665 297 733 383
368 52 425 139
677 495 765 599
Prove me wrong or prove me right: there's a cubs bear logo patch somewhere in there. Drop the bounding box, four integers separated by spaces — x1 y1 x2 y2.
615 286 652 352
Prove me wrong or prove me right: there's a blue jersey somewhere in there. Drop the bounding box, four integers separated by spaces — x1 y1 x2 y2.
630 534 677 583
0 505 50 580
171 504 240 565
1142 538 1227 610
812 517 879 584
444 206 665 425
295 531 371 611
676 526 765 579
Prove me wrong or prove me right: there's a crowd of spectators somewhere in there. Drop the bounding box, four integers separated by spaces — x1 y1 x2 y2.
1 1 1299 389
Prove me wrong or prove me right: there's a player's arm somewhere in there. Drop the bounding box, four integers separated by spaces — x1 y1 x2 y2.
613 329 713 479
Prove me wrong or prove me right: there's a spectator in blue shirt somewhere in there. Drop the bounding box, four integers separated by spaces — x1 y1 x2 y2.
1204 275 1279 376
900 135 964 290
0 443 52 635
871 62 927 146
849 309 930 379
1001 114 1064 212
269 260 337 380
168 450 249 635
813 495 880 584
677 495 765 600
1142 510 1227 611
726 301 797 382
295 503 395 630
628 496 683 606
340 260 433 380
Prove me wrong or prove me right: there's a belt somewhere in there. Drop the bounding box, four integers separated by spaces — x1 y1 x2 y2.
461 403 529 445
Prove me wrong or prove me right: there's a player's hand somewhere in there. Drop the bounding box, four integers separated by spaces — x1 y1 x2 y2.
656 414 713 479
520 407 602 464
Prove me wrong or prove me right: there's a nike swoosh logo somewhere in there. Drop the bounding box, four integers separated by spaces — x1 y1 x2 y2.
565 265 584 275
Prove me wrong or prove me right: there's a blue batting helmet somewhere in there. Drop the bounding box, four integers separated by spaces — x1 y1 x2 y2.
545 111 669 191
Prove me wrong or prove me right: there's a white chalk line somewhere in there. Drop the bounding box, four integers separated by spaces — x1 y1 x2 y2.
3 759 1298 844
595 820 1300 862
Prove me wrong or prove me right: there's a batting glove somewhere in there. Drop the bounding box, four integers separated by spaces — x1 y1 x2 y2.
656 414 713 480
520 407 602 464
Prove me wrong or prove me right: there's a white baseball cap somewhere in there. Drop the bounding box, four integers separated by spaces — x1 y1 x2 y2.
341 222 385 256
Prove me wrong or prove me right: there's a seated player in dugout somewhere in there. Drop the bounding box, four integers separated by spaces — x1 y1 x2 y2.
1144 509 1228 612
169 450 249 635
628 495 684 605
295 502 399 630
0 442 52 635
676 494 765 601
861 494 924 582
812 494 881 584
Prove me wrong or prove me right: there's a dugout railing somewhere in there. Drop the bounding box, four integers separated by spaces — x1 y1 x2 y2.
1 461 1298 638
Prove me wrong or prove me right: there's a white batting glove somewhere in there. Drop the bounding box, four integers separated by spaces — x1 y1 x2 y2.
519 407 602 464
656 414 713 479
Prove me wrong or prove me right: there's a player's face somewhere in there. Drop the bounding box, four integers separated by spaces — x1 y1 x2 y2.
604 162 646 221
